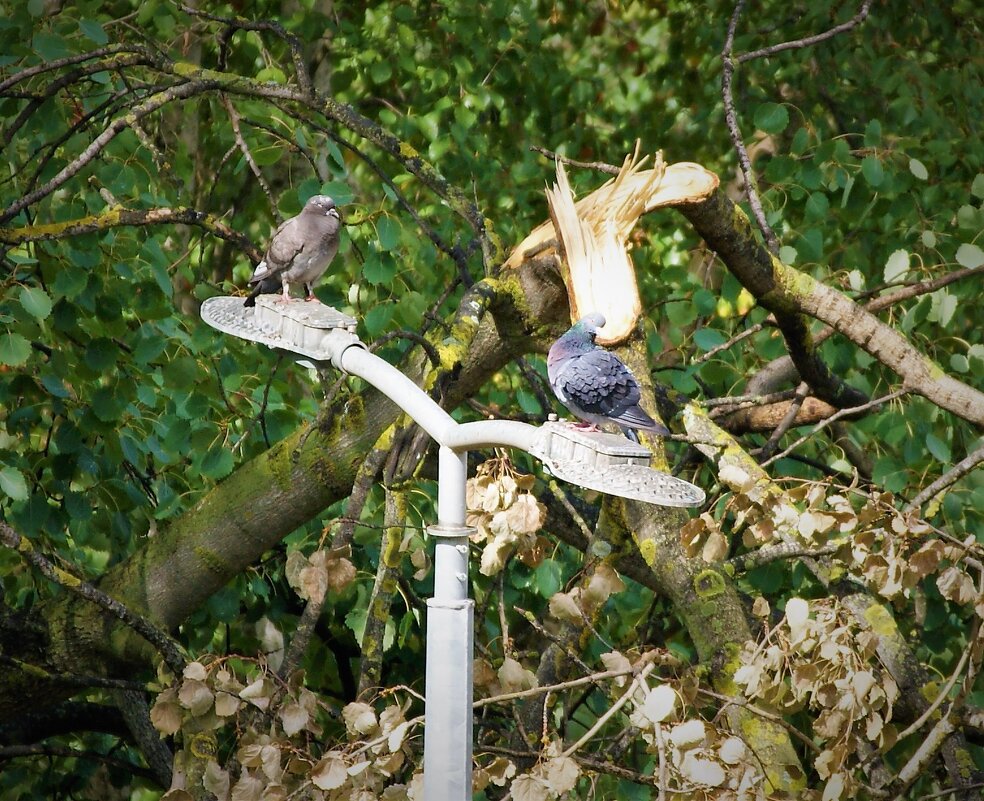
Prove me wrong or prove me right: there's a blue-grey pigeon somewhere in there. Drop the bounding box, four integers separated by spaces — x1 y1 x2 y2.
245 195 341 306
547 312 670 442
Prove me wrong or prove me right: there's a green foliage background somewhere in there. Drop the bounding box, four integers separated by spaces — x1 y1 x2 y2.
0 0 981 798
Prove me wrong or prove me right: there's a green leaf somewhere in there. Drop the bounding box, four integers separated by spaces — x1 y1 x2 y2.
955 243 984 269
41 373 71 398
778 245 798 265
0 333 31 366
971 174 984 199
534 558 563 598
925 433 950 463
250 144 285 167
928 290 957 327
363 304 395 337
79 19 108 45
693 328 726 352
921 230 937 249
362 252 396 285
256 67 286 84
84 338 118 372
804 192 829 221
319 180 354 205
957 204 983 231
370 60 392 83
376 216 401 251
790 127 810 156
19 286 52 320
861 156 884 187
0 466 29 501
950 353 969 372
516 390 541 415
908 158 928 180
796 228 823 262
753 102 789 134
53 266 88 299
665 301 696 328
864 119 882 147
883 249 909 283
692 288 717 316
90 386 126 422
325 140 346 171
201 446 234 479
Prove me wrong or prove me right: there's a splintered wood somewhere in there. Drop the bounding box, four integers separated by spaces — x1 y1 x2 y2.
506 148 719 345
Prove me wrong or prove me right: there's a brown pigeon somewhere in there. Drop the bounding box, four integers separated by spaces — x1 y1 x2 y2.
245 195 341 306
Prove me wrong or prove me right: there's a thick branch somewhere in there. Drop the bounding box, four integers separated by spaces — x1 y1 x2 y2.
677 190 984 426
0 205 261 261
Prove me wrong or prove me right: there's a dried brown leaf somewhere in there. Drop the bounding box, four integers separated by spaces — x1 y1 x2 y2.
150 688 183 735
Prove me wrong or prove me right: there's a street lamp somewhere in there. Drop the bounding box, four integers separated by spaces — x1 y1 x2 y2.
201 297 704 801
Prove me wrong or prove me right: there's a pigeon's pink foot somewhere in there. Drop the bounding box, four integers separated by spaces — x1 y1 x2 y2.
304 295 318 302
275 296 291 304
570 422 602 432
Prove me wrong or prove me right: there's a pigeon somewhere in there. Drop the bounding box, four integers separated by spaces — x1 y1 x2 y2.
547 312 670 442
245 195 341 306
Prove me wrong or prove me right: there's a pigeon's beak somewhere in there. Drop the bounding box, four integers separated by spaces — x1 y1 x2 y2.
327 208 340 220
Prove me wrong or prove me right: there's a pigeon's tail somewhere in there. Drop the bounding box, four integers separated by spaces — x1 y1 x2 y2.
244 275 281 307
620 421 670 442
244 284 261 307
614 405 671 438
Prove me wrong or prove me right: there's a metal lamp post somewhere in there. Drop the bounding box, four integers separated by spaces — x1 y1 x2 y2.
201 297 704 801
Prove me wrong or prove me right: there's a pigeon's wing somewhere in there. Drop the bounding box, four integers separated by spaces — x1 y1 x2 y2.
556 350 642 418
251 218 306 283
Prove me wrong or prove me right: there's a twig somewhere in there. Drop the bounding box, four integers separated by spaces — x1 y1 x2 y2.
721 0 780 254
759 381 809 460
737 0 875 64
514 607 593 675
0 522 187 675
529 145 621 175
731 540 839 572
1 79 213 223
760 388 908 469
546 479 595 543
904 441 984 514
699 688 819 754
0 744 158 780
705 389 797 409
891 619 984 797
320 127 473 285
561 662 656 757
370 329 442 368
915 783 984 801
692 323 765 364
893 618 978 744
179 4 313 97
654 720 668 801
0 44 152 94
221 95 279 219
0 655 146 691
514 356 557 418
0 205 260 260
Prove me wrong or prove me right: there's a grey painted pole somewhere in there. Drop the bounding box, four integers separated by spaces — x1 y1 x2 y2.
422 446 474 800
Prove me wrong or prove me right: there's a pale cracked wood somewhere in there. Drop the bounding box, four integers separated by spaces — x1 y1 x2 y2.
504 149 719 345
